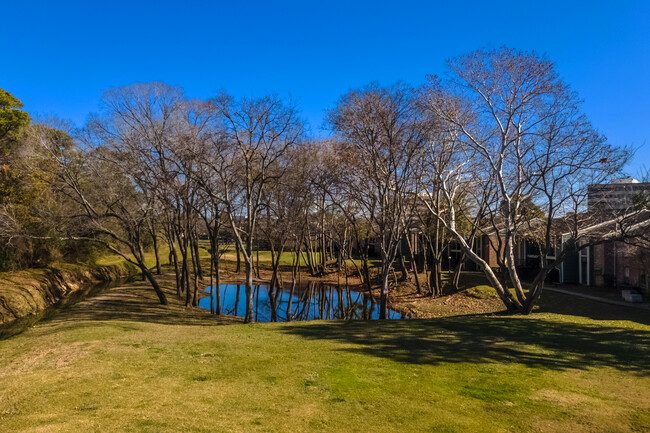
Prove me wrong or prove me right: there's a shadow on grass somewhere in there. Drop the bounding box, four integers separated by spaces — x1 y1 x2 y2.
279 316 650 373
435 271 650 326
1 278 240 340
537 290 650 326
0 279 132 340
41 296 238 327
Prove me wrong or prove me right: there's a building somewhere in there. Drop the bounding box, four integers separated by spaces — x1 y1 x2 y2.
588 178 650 211
559 209 650 294
440 219 561 282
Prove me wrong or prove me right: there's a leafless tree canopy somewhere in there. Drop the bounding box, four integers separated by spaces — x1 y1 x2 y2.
419 48 629 312
2 47 637 317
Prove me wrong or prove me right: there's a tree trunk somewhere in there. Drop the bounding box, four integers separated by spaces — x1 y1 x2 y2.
235 241 241 273
182 240 191 307
523 267 550 314
379 266 389 319
451 257 463 292
152 231 162 275
305 235 317 276
423 242 431 295
191 237 200 307
244 239 255 323
209 235 214 314
167 235 180 297
215 237 222 315
320 199 327 274
405 232 421 294
193 234 203 280
430 258 442 297
256 243 261 279
141 265 168 305
398 244 409 282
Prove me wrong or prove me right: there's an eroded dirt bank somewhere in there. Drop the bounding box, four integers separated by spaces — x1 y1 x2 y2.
0 263 136 326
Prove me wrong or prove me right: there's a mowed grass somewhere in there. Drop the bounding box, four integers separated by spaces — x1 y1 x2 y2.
94 245 184 268
94 243 379 273
0 276 649 432
216 244 381 270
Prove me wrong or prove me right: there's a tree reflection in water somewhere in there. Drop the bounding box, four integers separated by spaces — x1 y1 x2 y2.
199 282 405 322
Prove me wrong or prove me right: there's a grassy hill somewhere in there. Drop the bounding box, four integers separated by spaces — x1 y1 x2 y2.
0 275 648 433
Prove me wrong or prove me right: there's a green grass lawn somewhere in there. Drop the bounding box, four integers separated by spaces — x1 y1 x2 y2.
0 275 648 432
94 242 379 272
215 243 381 270
94 245 184 268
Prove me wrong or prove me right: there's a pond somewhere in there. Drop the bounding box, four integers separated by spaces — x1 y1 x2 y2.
198 282 405 322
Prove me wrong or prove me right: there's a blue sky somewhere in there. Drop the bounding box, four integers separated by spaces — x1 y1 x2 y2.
2 0 649 175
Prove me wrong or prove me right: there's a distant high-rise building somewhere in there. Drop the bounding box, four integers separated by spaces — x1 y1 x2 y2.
588 178 650 211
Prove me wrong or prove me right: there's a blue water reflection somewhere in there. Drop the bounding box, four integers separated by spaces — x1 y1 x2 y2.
198 282 404 322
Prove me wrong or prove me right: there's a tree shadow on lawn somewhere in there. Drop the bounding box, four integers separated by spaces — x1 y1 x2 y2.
14 278 241 336
279 316 650 373
537 290 650 326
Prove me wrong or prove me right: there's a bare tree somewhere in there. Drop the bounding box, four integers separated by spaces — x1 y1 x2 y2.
328 83 425 319
36 127 169 304
211 94 304 323
420 47 629 313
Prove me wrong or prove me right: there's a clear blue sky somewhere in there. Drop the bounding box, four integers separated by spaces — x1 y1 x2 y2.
2 0 649 175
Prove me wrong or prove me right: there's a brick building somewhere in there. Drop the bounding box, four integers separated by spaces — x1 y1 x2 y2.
559 210 650 294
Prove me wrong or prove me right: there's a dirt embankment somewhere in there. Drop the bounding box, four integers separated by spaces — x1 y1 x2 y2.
0 262 136 326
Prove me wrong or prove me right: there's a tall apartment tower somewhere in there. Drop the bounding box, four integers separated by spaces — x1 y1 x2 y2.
588 178 650 211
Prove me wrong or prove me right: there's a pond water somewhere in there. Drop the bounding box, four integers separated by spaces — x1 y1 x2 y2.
198 282 405 322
